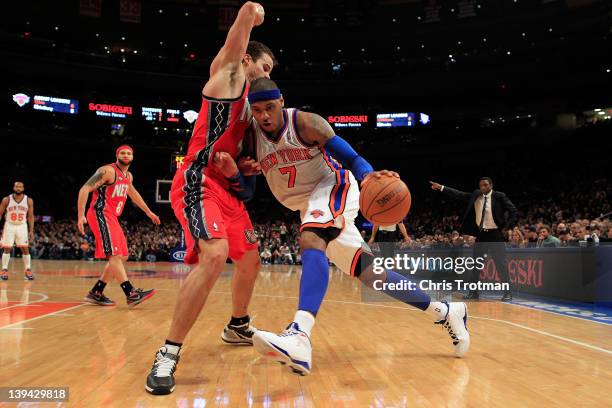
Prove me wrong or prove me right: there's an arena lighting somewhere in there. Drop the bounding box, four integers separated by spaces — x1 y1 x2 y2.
594 108 602 111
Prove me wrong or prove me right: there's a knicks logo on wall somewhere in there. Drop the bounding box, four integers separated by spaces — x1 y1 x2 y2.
13 93 31 107
310 210 324 219
244 229 257 244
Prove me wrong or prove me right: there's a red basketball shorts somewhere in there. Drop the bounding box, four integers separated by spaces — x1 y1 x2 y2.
86 209 129 259
171 164 257 265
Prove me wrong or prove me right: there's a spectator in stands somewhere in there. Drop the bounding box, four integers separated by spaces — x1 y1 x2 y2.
558 229 576 246
508 228 527 248
537 225 561 247
260 246 272 264
525 225 539 245
279 244 293 264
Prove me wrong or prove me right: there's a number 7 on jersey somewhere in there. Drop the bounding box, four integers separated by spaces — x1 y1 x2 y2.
278 166 296 188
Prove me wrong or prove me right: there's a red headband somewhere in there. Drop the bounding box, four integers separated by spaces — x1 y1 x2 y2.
116 145 133 156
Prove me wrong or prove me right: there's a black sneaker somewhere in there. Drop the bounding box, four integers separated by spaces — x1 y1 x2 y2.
126 288 155 308
221 321 258 345
84 291 116 306
1 270 8 281
24 270 34 281
145 347 179 395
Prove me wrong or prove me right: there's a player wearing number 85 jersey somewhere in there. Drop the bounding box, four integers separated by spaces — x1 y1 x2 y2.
76 145 160 307
0 181 35 281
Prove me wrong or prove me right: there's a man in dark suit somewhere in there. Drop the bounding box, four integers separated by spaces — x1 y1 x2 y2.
430 177 518 301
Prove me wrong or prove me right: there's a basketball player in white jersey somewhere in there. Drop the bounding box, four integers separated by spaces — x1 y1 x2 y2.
214 78 470 375
0 182 34 280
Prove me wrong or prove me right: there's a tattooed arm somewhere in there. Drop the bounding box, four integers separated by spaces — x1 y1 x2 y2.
77 165 114 235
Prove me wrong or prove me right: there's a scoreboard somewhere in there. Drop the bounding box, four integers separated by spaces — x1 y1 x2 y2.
376 112 416 128
33 95 79 114
142 107 163 121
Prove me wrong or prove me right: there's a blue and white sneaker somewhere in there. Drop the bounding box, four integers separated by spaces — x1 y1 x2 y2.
435 301 470 357
252 322 312 375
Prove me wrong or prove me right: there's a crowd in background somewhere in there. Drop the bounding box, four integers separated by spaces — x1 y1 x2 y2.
4 175 610 262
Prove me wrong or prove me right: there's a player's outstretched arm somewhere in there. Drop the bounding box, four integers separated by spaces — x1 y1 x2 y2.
127 174 160 225
296 111 398 185
27 197 34 241
77 166 114 235
206 2 264 96
0 197 8 222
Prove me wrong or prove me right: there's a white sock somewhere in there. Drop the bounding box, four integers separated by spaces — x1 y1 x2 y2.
1 253 9 270
164 344 181 356
293 310 316 336
23 255 31 270
425 301 449 321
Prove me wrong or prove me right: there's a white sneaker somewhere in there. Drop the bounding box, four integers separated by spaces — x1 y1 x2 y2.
252 322 312 375
435 301 470 357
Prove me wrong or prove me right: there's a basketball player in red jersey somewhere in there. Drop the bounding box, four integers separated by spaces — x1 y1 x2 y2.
145 1 274 395
77 145 160 307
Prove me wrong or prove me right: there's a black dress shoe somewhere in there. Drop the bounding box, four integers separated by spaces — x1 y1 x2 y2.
501 291 513 302
463 290 480 300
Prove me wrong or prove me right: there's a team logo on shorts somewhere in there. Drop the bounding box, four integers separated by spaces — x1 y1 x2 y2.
310 209 324 218
244 229 257 244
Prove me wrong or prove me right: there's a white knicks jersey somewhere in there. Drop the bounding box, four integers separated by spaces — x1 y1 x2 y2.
254 108 339 212
5 194 29 225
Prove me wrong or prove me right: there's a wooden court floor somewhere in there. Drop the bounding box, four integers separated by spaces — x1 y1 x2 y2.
0 260 610 407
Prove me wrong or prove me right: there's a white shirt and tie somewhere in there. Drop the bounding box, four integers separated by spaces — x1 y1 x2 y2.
475 191 498 230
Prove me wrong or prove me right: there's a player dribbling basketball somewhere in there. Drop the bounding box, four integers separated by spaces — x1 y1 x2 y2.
222 78 470 375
